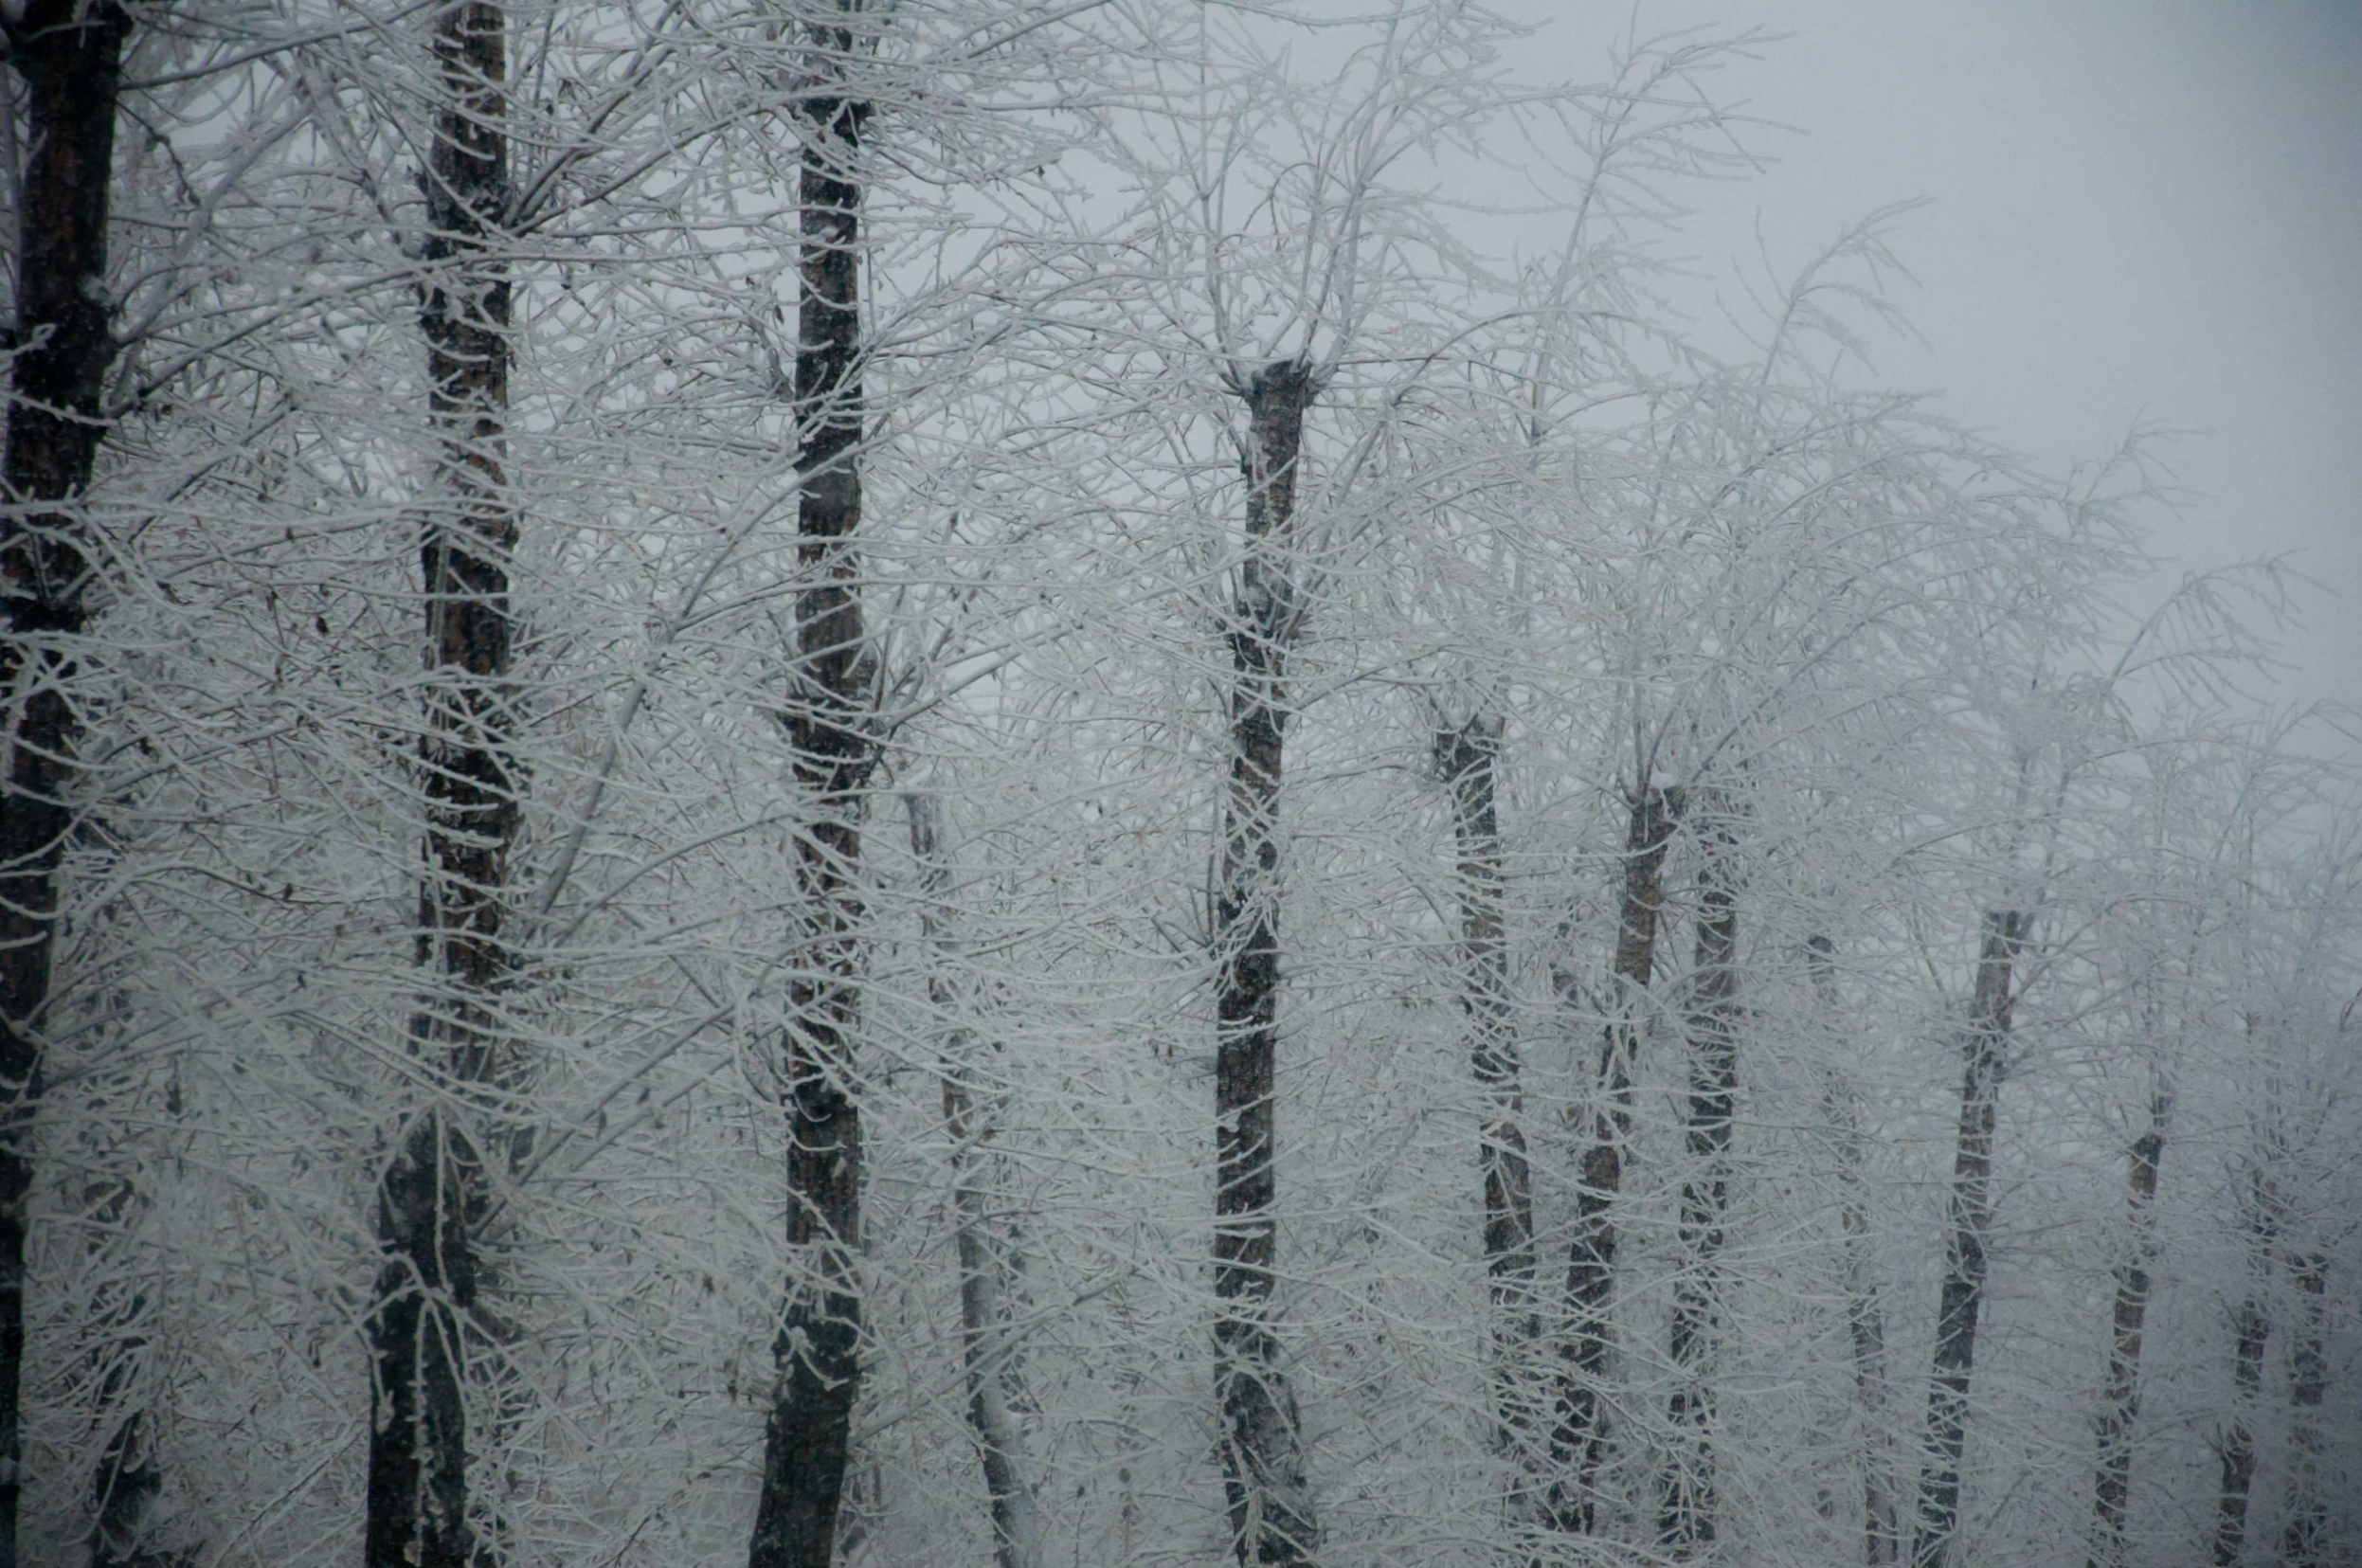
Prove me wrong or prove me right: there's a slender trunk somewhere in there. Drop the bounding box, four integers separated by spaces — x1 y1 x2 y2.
1910 909 2029 1568
1661 819 1739 1556
1810 938 1898 1567
2209 1166 2275 1567
1213 356 1319 1568
365 6 518 1564
2087 1088 2170 1568
0 5 131 1562
1435 714 1538 1469
748 13 872 1567
1546 784 1679 1537
906 794 1043 1568
2280 1249 2327 1568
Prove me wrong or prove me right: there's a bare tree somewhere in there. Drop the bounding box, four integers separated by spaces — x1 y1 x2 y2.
1213 356 1323 1568
1911 907 2031 1568
2087 1086 2169 1568
1812 934 1900 1567
363 3 521 1561
1662 809 1740 1556
907 792 1044 1568
2279 1246 2328 1568
1435 712 1538 1489
748 9 877 1566
1548 784 1680 1536
2211 1157 2279 1564
0 4 133 1563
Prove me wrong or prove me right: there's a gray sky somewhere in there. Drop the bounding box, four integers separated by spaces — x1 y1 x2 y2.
1542 0 2362 712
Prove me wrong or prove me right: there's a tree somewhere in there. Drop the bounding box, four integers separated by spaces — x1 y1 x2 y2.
907 790 1044 1568
1548 782 1677 1537
1660 802 1740 1556
1212 352 1324 1568
1911 904 2031 1568
361 2 523 1560
1434 712 1536 1474
3 9 2357 1566
1812 932 1902 1567
746 6 877 1564
0 5 134 1562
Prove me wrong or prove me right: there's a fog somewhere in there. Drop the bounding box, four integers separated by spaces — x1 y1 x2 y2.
1541 1 2362 710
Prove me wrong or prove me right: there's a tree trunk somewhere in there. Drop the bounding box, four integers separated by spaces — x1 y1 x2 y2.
1910 909 2029 1568
1661 817 1739 1556
365 5 518 1564
2086 1087 2170 1568
0 5 131 1562
906 794 1043 1568
1810 936 1899 1568
2280 1248 2327 1568
1547 784 1679 1537
748 11 872 1563
1435 713 1538 1477
2209 1165 2275 1567
1213 356 1320 1568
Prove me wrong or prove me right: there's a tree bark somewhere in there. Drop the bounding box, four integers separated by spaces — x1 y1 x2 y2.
1910 909 2029 1568
2280 1248 2327 1568
1661 816 1739 1556
365 5 518 1564
1435 713 1538 1475
0 4 131 1562
1810 936 1899 1568
2209 1164 2275 1567
1213 356 1320 1568
2086 1088 2170 1568
906 794 1044 1568
748 12 873 1564
1546 784 1679 1537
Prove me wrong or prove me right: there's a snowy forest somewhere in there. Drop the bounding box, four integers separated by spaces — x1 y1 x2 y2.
0 1 2354 1565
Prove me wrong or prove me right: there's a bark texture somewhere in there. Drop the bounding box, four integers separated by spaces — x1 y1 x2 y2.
1910 909 2028 1568
0 5 131 1562
2209 1165 2275 1567
1213 357 1319 1568
1811 936 1898 1568
365 4 519 1563
2086 1089 2169 1568
748 14 873 1564
1661 819 1739 1556
907 794 1043 1568
1546 784 1679 1536
1436 713 1538 1467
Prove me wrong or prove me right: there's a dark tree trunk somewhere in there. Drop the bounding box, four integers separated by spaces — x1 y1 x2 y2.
0 5 131 1563
365 5 518 1564
2280 1249 2327 1568
906 794 1042 1568
1435 713 1538 1477
1910 909 2029 1568
1213 356 1319 1568
748 13 872 1565
2086 1088 2170 1568
1661 817 1739 1557
2209 1165 2275 1567
1811 936 1898 1568
1546 784 1679 1537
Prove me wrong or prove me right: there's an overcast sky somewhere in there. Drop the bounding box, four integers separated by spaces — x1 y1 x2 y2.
1535 1 2362 713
